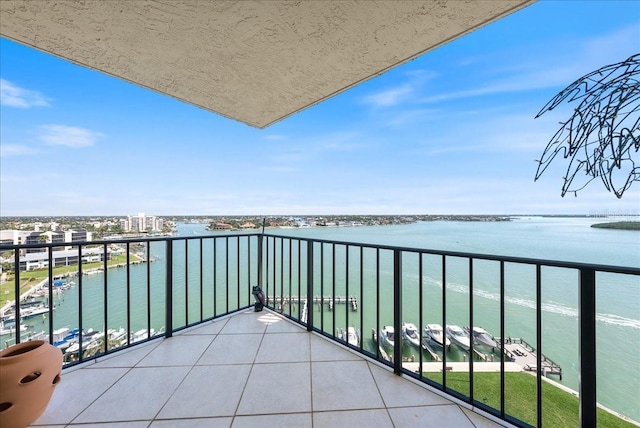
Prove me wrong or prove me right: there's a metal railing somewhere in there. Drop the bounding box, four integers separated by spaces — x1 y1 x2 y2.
1 232 638 428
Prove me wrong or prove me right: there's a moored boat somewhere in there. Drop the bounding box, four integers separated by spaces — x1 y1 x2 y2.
402 322 420 348
465 326 497 348
424 324 450 348
379 325 395 348
446 325 471 351
346 326 359 347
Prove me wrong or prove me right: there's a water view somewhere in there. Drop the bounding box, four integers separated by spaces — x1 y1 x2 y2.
2 217 638 423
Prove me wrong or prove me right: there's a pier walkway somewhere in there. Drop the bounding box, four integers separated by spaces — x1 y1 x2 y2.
498 337 563 379
31 309 510 427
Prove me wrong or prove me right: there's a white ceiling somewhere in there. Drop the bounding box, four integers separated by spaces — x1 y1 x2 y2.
0 0 535 128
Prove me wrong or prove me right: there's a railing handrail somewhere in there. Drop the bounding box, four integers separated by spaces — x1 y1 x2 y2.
2 231 638 276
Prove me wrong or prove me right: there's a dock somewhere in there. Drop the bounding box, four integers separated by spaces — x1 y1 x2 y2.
266 295 359 312
405 361 524 374
497 337 562 379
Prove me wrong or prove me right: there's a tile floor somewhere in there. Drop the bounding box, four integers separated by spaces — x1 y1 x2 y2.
31 309 510 427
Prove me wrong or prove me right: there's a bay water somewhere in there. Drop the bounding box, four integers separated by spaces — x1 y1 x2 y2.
8 217 639 421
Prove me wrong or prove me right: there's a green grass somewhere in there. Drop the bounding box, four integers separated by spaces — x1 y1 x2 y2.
0 253 139 307
423 372 635 427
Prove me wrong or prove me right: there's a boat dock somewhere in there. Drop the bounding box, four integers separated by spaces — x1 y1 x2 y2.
497 337 562 379
405 361 524 373
266 295 358 312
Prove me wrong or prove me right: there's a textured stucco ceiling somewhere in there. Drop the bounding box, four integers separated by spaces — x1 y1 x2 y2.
0 0 534 128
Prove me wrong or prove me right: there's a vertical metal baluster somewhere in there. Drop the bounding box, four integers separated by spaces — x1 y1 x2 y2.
237 236 240 310
469 258 474 404
376 248 380 359
579 268 596 428
298 239 301 320
13 250 21 344
345 245 350 346
274 238 284 313
442 255 447 389
146 241 151 338
393 249 402 375
536 264 543 428
200 238 204 321
165 240 173 339
419 252 423 377
213 238 217 317
78 244 84 360
288 238 292 317
320 243 324 332
360 246 364 352
224 236 229 314
247 236 252 305
126 242 131 340
185 239 189 326
103 243 108 353
48 246 54 344
500 261 505 418
306 241 314 331
332 243 336 338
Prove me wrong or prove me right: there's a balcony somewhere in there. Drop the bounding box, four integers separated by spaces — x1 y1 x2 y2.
30 309 502 427
1 232 638 427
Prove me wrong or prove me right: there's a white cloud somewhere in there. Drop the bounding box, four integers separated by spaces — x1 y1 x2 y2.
362 84 414 107
0 144 40 157
39 125 104 148
0 79 51 108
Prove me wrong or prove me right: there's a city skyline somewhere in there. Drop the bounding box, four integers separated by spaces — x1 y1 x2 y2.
1 1 639 216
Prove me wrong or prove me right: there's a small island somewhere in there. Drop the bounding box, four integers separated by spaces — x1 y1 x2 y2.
591 221 640 231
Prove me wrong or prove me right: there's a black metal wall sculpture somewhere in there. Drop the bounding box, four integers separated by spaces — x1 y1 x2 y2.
535 54 639 198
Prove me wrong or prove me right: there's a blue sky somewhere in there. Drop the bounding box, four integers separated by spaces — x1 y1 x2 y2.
1 1 639 216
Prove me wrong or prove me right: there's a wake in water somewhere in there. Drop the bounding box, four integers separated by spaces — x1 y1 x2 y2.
420 275 640 330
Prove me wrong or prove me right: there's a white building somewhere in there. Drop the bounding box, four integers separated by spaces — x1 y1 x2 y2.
121 213 163 232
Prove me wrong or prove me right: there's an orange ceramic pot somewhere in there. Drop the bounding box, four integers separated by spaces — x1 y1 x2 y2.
0 340 63 428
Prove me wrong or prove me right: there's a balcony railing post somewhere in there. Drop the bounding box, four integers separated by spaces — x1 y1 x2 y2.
165 240 173 338
579 267 596 428
258 234 263 287
393 249 402 374
14 250 21 344
306 240 314 331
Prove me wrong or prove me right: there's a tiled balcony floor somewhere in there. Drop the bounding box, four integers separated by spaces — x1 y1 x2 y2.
32 309 509 427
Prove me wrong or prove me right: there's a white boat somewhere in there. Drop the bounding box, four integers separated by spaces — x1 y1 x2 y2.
424 324 450 348
131 328 156 343
379 325 395 348
65 329 104 355
402 322 420 348
465 326 497 348
107 327 128 347
0 320 28 335
446 325 471 351
346 326 359 347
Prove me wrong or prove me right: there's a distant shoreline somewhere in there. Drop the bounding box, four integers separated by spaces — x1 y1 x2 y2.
591 221 640 231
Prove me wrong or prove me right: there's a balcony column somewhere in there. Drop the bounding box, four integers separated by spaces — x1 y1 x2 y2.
165 240 173 338
579 267 596 428
306 241 314 332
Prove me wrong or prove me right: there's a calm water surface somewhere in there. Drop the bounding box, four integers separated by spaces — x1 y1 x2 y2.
8 217 639 421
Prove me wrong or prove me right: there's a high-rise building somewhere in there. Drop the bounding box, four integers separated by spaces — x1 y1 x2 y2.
121 213 163 232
